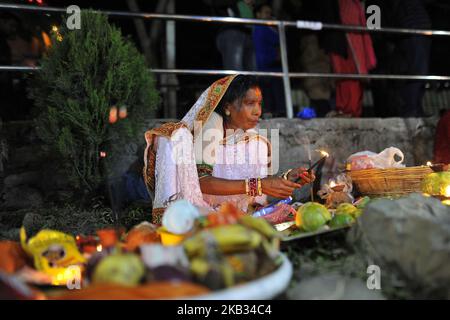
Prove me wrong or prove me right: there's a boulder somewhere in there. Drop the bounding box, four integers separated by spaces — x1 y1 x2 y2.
348 193 450 298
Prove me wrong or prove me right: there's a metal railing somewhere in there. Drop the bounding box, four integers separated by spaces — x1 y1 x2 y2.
1 3 450 118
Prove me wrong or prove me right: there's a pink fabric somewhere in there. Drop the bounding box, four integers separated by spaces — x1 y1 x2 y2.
338 0 377 74
331 0 377 117
434 110 450 164
331 52 364 117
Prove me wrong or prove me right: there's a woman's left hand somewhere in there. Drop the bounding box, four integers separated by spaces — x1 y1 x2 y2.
287 167 316 185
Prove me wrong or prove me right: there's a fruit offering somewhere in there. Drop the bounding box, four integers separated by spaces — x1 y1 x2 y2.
296 202 331 232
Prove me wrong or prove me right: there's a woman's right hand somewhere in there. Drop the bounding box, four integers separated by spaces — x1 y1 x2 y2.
261 176 302 198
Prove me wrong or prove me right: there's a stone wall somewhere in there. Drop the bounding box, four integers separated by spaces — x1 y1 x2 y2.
258 117 439 182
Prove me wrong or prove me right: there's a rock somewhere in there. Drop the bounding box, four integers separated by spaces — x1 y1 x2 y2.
1 186 43 210
287 273 385 300
348 193 450 298
3 171 41 188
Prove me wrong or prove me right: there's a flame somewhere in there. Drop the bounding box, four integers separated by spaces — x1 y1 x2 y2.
52 25 58 32
96 244 102 252
99 151 107 158
319 150 329 158
329 180 336 188
426 161 432 166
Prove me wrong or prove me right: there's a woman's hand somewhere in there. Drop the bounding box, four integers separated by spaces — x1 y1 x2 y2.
261 176 302 198
287 167 316 185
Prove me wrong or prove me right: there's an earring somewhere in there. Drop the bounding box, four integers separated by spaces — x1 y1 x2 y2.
225 110 231 116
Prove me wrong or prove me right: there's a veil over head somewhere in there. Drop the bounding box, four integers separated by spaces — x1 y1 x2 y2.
143 75 237 223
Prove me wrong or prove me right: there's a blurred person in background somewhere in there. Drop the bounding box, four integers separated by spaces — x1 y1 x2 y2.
296 1 334 117
205 0 257 71
368 0 431 117
433 109 450 165
252 2 286 117
329 0 377 118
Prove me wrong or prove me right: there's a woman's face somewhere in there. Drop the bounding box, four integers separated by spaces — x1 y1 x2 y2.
225 87 263 131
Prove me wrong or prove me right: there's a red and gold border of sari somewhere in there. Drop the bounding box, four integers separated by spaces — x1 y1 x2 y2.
195 75 237 126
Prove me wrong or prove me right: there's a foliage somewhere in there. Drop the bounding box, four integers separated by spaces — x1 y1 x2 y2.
29 10 159 195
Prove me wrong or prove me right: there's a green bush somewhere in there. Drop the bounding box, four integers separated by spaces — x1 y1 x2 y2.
30 11 159 194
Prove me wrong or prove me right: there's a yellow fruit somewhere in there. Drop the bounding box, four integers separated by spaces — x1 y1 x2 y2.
295 210 303 228
183 224 262 258
238 215 279 239
92 253 144 287
296 202 330 232
336 203 358 217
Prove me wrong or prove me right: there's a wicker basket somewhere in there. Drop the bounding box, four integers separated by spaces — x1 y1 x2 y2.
347 166 433 197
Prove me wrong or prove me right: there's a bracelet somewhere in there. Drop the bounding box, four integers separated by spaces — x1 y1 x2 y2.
246 178 256 197
257 178 262 196
246 178 263 197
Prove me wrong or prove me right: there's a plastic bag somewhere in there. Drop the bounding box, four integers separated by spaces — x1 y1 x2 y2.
347 147 405 170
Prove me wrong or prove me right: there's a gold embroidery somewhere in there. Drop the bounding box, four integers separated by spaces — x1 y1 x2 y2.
151 207 166 225
197 163 213 178
143 122 188 193
143 75 236 195
195 75 237 126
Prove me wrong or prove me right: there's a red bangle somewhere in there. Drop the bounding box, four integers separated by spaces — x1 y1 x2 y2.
247 178 258 197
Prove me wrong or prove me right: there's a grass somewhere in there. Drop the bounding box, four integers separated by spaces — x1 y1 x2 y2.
0 199 152 240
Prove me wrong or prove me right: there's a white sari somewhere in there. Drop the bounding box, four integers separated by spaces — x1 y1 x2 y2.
143 75 271 224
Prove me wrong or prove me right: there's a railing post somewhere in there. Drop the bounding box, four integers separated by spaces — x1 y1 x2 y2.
278 21 294 118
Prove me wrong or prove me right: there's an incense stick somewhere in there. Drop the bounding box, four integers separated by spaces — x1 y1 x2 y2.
306 142 314 202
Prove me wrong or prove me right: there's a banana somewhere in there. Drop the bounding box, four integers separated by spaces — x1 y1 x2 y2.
238 215 280 239
184 224 262 258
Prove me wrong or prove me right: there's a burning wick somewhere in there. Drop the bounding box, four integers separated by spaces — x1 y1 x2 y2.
329 180 336 188
426 161 432 166
100 151 107 158
96 244 103 252
308 150 330 172
318 150 330 158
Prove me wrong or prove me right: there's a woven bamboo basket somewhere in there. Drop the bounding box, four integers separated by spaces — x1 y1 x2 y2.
347 166 433 197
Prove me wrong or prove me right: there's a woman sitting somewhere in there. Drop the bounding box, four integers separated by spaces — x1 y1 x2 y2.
143 75 315 224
